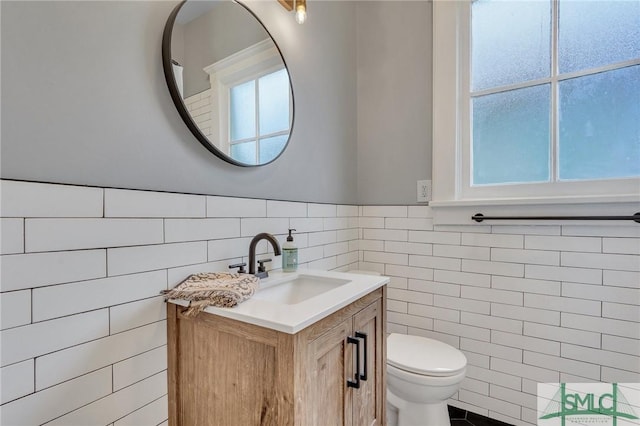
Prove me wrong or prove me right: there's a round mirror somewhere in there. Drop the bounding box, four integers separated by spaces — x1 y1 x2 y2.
162 0 294 166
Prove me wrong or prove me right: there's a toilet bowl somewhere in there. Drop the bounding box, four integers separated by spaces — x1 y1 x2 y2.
386 333 467 426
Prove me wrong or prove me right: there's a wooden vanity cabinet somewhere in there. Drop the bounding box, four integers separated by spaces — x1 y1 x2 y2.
167 287 386 426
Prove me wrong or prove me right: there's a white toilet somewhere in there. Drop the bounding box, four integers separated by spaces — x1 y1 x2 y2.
386 333 467 426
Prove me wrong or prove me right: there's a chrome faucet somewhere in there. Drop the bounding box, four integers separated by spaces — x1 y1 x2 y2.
248 233 282 277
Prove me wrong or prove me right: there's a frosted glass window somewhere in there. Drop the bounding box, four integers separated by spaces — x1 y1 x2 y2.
259 69 290 135
472 0 551 91
473 85 550 185
559 1 640 74
230 80 255 141
259 135 288 164
469 0 639 194
230 141 256 165
559 66 640 180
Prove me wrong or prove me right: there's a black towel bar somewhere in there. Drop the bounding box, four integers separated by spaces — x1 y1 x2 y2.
472 212 640 224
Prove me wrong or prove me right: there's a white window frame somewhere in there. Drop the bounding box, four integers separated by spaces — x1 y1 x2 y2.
204 39 291 161
431 0 640 225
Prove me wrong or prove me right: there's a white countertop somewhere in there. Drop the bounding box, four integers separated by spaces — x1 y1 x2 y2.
169 269 389 334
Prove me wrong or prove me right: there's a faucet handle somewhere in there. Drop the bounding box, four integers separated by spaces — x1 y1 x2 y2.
229 262 247 274
257 258 272 273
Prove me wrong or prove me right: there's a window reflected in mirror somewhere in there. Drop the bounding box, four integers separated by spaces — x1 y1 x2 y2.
163 0 294 166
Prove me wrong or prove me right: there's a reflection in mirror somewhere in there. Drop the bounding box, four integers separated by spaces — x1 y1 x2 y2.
163 0 294 166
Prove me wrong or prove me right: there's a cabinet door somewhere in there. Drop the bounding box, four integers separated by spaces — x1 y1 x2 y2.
352 299 384 426
169 308 284 426
307 317 354 426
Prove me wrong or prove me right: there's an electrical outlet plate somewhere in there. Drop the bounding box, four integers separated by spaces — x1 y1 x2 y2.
417 180 432 203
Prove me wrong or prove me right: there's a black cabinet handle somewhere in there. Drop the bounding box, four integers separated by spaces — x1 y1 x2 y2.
346 336 361 389
355 331 368 381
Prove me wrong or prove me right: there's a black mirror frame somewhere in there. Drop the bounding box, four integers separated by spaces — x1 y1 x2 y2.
162 0 295 167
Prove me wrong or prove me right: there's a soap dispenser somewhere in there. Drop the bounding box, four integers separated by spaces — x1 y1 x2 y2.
282 229 298 272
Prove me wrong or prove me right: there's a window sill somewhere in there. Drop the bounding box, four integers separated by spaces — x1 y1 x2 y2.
430 195 640 226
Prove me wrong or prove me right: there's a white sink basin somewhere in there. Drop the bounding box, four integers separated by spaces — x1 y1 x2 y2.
253 274 350 304
169 269 389 333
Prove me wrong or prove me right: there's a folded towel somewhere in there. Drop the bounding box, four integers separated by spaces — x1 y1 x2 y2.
162 272 259 317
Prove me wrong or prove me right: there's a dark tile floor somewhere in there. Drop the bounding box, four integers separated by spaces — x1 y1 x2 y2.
449 405 514 426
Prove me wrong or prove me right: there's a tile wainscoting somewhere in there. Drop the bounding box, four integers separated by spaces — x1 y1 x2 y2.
1 179 638 425
359 205 640 425
0 179 359 425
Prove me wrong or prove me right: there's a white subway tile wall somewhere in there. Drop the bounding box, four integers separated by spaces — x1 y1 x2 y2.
184 90 213 139
360 203 640 426
0 180 359 425
1 179 639 425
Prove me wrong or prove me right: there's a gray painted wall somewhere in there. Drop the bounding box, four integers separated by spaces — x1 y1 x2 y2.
1 0 433 205
1 0 358 204
356 1 432 205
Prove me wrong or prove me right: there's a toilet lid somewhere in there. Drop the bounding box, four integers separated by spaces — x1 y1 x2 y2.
387 333 467 377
